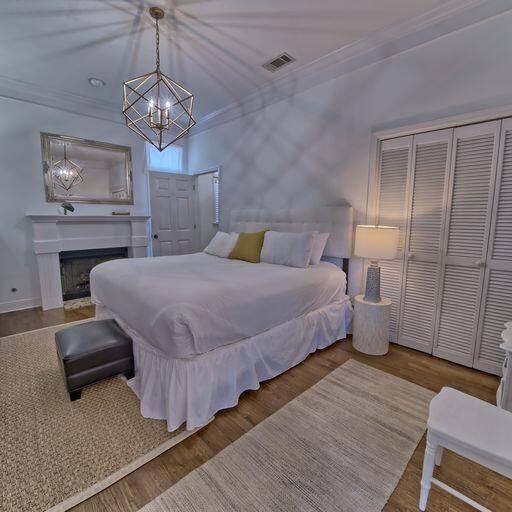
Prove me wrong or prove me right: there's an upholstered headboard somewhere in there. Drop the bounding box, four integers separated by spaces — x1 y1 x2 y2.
229 206 354 259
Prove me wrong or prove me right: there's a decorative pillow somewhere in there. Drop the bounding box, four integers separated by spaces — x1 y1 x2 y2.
204 231 239 258
260 231 316 268
309 232 330 265
228 230 267 263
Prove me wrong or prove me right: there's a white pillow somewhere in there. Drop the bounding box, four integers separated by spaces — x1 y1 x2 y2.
260 231 316 268
204 231 238 258
309 232 330 265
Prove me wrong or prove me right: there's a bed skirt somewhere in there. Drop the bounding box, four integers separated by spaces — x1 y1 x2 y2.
96 297 352 431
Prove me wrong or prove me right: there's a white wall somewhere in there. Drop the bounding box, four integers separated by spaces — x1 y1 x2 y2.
187 11 512 294
0 98 149 312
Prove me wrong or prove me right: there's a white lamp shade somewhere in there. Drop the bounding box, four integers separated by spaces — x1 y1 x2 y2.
354 225 399 260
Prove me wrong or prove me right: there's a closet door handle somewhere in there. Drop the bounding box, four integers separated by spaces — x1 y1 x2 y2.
407 252 415 260
474 259 485 268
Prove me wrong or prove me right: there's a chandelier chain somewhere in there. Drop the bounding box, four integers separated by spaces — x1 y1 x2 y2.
155 18 160 70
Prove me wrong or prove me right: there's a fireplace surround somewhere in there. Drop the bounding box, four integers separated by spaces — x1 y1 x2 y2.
29 215 150 310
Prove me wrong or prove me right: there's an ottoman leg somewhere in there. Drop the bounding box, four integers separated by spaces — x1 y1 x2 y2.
124 367 135 380
69 389 82 401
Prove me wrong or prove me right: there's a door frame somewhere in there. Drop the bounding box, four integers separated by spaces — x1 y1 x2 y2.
192 165 222 216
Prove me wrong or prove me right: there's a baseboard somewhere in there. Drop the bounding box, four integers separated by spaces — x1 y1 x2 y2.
0 297 41 314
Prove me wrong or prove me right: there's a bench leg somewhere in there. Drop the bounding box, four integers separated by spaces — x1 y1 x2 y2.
435 446 443 467
123 367 135 380
420 440 437 511
69 389 82 401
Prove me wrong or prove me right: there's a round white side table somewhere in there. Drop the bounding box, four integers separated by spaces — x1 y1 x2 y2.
353 294 392 355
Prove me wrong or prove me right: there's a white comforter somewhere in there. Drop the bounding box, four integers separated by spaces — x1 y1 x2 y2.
90 252 347 358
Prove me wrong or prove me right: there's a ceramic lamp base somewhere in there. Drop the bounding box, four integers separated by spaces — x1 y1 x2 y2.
364 264 381 303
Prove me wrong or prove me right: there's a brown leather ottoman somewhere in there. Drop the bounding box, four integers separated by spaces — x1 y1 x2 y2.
55 319 134 401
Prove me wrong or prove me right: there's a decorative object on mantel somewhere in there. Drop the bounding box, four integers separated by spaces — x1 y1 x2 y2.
112 211 130 215
41 132 134 205
122 7 195 152
52 144 84 192
60 201 74 215
354 225 399 302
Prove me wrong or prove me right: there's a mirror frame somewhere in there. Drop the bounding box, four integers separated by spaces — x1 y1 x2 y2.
41 132 134 204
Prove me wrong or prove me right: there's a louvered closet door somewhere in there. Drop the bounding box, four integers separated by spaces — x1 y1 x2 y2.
474 119 512 375
433 121 501 367
398 130 452 353
376 136 412 343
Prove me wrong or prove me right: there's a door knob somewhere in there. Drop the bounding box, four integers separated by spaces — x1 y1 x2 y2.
153 234 159 239
407 252 415 259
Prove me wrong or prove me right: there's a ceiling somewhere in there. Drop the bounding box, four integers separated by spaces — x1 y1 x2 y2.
0 0 455 121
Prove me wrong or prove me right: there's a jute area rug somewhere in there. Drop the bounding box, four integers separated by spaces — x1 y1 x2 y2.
63 297 93 311
141 359 435 512
0 322 200 512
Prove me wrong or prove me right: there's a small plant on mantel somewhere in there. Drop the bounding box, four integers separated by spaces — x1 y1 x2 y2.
60 202 74 215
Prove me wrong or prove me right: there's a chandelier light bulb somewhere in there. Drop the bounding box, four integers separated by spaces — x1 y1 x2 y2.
165 101 171 126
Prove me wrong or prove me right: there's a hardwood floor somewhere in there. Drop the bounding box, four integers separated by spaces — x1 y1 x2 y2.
0 304 95 337
1 307 510 511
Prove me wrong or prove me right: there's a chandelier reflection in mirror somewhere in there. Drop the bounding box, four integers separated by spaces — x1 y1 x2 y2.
122 7 195 152
51 144 84 192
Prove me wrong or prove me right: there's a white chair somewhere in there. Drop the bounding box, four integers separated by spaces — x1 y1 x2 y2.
420 387 512 512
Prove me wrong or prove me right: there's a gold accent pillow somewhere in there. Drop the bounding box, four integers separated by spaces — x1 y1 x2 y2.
228 230 267 263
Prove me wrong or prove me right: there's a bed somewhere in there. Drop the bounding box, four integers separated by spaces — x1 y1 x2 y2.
90 206 354 431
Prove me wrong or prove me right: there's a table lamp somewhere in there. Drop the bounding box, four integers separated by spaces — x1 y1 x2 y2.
354 225 399 303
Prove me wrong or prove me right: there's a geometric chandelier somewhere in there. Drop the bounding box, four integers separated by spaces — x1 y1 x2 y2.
122 7 196 152
51 144 84 192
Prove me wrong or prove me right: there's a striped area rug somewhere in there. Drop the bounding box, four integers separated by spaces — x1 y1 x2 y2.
140 359 434 512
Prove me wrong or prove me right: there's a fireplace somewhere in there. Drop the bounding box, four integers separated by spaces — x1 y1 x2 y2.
60 247 127 301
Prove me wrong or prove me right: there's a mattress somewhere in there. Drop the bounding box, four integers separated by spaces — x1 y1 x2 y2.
90 252 347 359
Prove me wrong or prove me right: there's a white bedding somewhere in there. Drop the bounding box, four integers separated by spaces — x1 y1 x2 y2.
97 298 352 431
90 252 347 359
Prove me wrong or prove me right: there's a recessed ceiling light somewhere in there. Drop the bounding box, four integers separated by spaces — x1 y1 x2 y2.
88 77 106 88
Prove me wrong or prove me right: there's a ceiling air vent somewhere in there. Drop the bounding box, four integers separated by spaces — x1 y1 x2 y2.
262 52 296 72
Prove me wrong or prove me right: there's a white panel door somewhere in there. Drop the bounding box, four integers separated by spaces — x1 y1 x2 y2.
376 136 412 343
474 119 512 375
150 172 197 256
398 129 452 353
433 121 501 366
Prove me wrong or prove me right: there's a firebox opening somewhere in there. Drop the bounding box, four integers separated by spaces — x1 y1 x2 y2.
59 247 128 301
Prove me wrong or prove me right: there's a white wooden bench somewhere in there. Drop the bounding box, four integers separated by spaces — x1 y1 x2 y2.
420 387 512 511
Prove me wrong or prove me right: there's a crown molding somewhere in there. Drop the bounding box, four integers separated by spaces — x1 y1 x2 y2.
192 0 512 135
0 75 123 124
0 1 510 133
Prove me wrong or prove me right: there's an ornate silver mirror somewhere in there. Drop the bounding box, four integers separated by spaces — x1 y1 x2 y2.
41 132 133 204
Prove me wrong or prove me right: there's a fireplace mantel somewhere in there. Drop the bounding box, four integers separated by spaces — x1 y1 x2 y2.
28 214 150 310
28 215 150 222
